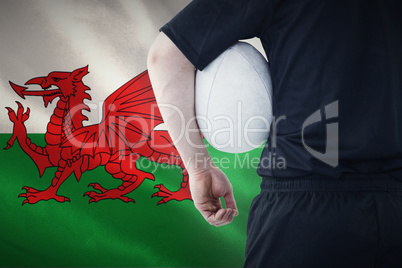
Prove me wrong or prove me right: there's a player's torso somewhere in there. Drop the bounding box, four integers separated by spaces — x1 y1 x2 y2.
257 0 402 178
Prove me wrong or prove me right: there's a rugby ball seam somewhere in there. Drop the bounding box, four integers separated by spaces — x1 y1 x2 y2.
231 45 273 104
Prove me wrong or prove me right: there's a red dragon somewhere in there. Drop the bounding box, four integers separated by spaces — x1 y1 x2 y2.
5 66 192 205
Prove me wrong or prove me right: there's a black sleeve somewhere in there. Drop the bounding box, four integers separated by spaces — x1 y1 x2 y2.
160 0 273 70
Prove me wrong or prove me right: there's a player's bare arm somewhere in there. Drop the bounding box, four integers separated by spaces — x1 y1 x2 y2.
147 32 238 226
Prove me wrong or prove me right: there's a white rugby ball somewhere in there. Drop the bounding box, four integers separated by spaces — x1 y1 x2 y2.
195 42 273 153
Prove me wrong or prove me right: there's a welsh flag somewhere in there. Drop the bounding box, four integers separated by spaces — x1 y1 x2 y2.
0 1 263 267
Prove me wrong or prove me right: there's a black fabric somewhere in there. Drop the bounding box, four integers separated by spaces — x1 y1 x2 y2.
244 177 402 267
160 0 273 71
160 0 402 180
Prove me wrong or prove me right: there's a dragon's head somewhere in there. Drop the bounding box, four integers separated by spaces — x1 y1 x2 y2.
9 66 90 108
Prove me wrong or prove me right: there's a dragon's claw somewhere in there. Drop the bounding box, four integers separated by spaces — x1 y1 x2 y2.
22 186 39 193
152 183 192 205
16 101 22 109
152 188 171 198
16 102 24 120
157 200 166 205
4 144 12 150
5 103 30 150
8 102 29 123
153 184 170 193
120 196 135 203
84 183 135 204
87 182 107 193
6 107 17 123
22 107 30 123
19 186 70 204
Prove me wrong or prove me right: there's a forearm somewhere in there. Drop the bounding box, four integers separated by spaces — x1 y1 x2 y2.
147 33 212 173
148 33 238 225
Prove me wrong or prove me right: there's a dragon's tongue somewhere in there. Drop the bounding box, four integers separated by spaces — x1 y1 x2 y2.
9 82 62 107
9 82 27 99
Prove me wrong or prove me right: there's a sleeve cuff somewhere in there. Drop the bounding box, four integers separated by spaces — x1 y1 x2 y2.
160 24 210 71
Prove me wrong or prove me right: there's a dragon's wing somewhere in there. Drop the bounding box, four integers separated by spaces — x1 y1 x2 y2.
62 70 164 156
